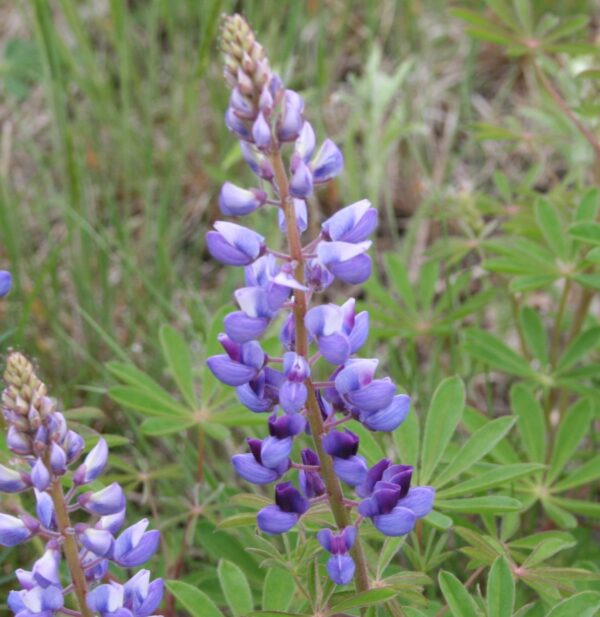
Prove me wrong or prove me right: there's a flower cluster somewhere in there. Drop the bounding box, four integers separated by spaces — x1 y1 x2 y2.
1 352 162 617
207 15 435 586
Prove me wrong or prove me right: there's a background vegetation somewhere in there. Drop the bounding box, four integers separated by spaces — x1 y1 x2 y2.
1 1 599 615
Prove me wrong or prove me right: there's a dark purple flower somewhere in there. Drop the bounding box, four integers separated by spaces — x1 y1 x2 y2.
323 429 367 486
298 448 325 498
257 482 309 534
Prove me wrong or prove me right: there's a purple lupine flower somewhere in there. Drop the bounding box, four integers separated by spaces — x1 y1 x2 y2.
206 221 266 266
310 139 344 183
236 366 282 412
124 570 164 617
317 527 357 585
278 90 304 142
316 241 372 284
278 199 308 234
207 334 265 386
0 270 12 297
305 300 369 366
232 437 290 484
31 545 61 587
333 359 396 414
321 199 378 244
323 429 368 487
8 585 64 616
78 482 126 516
0 465 30 493
357 462 435 536
0 513 37 546
219 182 268 216
73 437 108 485
257 482 309 534
279 352 310 413
298 449 326 498
113 519 160 568
240 141 274 180
360 394 411 432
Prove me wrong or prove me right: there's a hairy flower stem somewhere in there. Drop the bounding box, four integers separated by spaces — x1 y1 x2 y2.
270 151 370 594
49 476 93 617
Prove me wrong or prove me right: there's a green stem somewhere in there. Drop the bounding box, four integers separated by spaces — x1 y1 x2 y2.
49 476 93 617
270 152 370 594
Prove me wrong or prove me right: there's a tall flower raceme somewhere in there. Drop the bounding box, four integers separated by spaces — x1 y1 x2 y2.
208 14 435 589
0 353 163 617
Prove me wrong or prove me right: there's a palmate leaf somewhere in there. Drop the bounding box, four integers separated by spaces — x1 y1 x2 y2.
438 571 479 617
510 383 546 463
218 559 253 617
545 592 600 617
108 385 189 417
433 416 516 489
159 324 197 408
519 306 548 365
464 328 538 379
166 581 225 617
487 556 515 617
262 568 296 612
535 199 568 259
419 377 465 484
327 588 398 614
436 495 523 514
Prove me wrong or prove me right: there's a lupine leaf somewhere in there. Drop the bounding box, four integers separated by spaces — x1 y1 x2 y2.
109 385 190 417
550 496 600 518
141 416 196 436
510 383 546 463
393 400 420 467
160 324 197 408
433 416 515 488
438 571 478 617
437 463 544 498
535 199 567 259
385 253 417 313
552 455 600 491
543 499 578 529
548 399 591 483
487 556 514 617
519 306 548 365
166 581 225 617
107 361 177 403
545 592 600 617
327 588 397 614
464 329 537 378
217 513 258 530
556 327 600 371
436 496 523 513
262 568 296 612
218 559 253 617
424 510 453 530
569 221 600 245
420 377 465 484
523 537 577 567
575 188 599 221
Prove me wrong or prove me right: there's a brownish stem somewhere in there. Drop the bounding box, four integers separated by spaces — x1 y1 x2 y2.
49 477 93 617
270 152 370 594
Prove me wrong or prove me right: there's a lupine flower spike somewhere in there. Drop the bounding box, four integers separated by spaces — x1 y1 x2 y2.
1 352 163 617
208 13 435 588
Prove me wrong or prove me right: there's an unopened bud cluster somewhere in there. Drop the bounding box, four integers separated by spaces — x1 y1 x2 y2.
1 352 163 617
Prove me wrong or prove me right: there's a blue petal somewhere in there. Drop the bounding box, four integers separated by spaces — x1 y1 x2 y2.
333 455 368 486
289 160 314 198
348 311 369 353
316 528 333 552
373 506 417 536
219 182 265 216
327 554 355 585
224 311 270 343
279 381 307 413
311 139 344 183
206 231 251 266
346 379 395 412
399 487 436 519
322 199 376 243
362 394 410 432
305 304 343 337
206 355 257 386
232 454 280 484
260 437 293 470
334 359 379 394
328 254 372 284
318 333 351 365
257 505 299 535
0 271 13 298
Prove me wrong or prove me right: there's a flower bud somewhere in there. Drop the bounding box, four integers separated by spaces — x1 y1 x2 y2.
79 482 126 516
74 437 108 485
